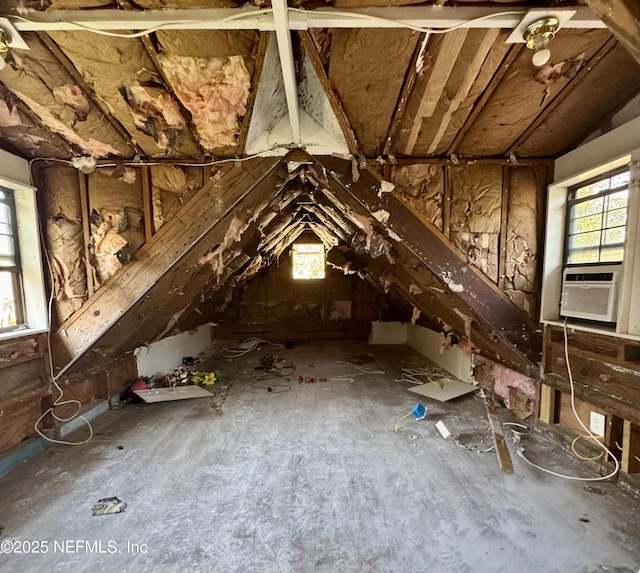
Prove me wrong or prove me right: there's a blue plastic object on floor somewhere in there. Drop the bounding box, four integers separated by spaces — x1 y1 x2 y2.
412 403 426 420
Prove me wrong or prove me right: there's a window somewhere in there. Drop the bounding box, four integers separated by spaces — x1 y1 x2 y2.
0 187 24 331
565 167 629 265
292 243 325 279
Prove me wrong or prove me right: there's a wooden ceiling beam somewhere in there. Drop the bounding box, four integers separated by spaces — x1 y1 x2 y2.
585 0 640 65
299 30 359 156
382 32 429 157
445 44 523 157
508 36 617 156
37 32 142 157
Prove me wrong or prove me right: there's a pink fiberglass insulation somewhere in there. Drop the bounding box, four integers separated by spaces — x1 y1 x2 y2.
125 83 187 152
491 363 537 407
10 89 120 157
53 84 91 121
158 54 250 150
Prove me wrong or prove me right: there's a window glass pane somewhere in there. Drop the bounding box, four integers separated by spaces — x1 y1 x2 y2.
571 230 601 250
0 222 11 235
604 227 625 245
575 179 610 198
606 208 627 228
0 203 11 224
0 234 14 259
568 248 600 265
573 197 603 218
572 213 603 234
601 247 624 262
606 190 628 210
292 243 325 279
610 172 629 188
0 271 18 328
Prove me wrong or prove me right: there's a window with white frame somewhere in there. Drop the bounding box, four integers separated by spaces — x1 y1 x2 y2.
565 167 629 265
0 187 24 331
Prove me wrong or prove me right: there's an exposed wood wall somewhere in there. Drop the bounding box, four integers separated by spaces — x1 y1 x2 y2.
216 243 390 340
391 161 549 320
541 325 640 473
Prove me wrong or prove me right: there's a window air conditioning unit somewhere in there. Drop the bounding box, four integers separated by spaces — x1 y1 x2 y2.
560 265 622 323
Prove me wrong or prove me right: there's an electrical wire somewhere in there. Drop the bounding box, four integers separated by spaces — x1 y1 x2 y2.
571 435 604 461
11 9 523 39
11 9 275 38
516 320 620 481
394 411 413 433
289 8 524 35
33 220 94 446
217 338 283 358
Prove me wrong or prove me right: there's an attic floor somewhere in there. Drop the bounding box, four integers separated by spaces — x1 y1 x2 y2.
0 342 639 573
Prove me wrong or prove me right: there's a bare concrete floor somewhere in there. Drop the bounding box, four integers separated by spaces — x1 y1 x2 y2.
0 342 639 573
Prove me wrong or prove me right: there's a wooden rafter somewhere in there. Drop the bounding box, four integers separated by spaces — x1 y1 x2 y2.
139 35 206 156
508 36 617 155
37 32 142 157
382 32 429 156
585 0 640 65
238 32 270 156
299 30 359 156
317 155 543 370
446 44 523 157
50 157 282 375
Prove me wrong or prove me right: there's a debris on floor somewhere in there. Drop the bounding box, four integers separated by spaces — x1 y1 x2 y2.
210 384 233 415
407 377 477 402
133 385 213 403
394 402 427 432
92 497 127 516
348 353 376 364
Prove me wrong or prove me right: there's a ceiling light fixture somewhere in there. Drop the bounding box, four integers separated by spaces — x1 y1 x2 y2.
523 16 559 67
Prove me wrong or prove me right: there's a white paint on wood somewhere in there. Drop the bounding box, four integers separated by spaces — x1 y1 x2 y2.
407 377 476 402
245 32 288 153
298 46 349 151
13 6 606 33
272 0 301 144
369 321 407 344
135 324 211 381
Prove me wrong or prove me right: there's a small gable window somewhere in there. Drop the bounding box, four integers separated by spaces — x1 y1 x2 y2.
292 243 325 280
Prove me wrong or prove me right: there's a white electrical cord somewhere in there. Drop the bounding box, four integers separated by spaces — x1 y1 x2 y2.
11 9 275 38
33 221 94 446
217 337 283 358
12 8 523 39
289 8 524 35
516 320 620 481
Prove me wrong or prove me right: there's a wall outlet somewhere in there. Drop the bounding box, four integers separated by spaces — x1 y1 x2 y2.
590 411 606 436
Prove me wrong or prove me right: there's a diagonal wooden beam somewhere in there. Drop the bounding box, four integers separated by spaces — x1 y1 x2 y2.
50 157 282 376
585 0 640 65
316 155 543 369
139 34 206 156
508 36 617 155
446 44 523 157
37 32 142 157
382 32 429 156
238 32 270 156
299 30 359 156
